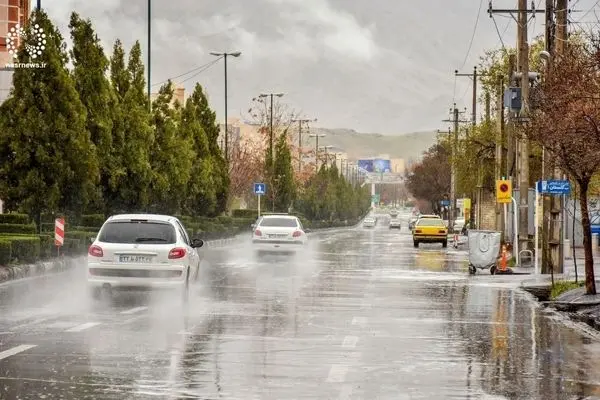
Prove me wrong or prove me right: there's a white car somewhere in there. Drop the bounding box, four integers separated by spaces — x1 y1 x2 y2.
389 218 401 229
252 214 308 255
363 217 376 228
87 214 204 300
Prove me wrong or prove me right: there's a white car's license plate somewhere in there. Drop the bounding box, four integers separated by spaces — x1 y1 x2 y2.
119 255 153 263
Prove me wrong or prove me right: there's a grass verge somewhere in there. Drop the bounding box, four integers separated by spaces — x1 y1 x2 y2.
551 280 585 300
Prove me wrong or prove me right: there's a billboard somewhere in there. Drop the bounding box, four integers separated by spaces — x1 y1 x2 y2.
358 159 391 173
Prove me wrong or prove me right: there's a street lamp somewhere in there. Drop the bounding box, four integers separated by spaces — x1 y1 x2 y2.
210 51 242 161
258 93 284 171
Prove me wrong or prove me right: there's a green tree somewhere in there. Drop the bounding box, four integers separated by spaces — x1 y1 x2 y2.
109 40 154 211
181 87 217 217
189 83 229 215
272 131 296 212
149 81 194 213
0 10 98 220
69 12 115 212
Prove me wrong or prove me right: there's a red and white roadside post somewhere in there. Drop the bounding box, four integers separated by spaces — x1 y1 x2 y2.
55 218 64 256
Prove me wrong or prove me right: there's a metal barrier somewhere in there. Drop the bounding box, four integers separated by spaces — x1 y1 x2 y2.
519 249 534 268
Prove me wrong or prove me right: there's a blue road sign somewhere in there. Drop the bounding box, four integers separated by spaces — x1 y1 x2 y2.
592 225 600 235
254 183 266 195
536 180 571 195
440 200 450 206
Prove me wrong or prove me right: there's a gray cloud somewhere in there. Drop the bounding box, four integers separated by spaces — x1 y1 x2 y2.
41 0 599 134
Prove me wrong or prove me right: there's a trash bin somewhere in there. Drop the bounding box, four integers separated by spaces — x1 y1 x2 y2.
563 239 571 259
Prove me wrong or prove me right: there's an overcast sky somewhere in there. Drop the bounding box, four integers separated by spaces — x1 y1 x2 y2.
42 0 600 134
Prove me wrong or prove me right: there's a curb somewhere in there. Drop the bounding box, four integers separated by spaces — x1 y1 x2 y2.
0 256 83 286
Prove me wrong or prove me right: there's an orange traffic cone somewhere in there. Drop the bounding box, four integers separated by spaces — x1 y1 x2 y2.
500 245 507 272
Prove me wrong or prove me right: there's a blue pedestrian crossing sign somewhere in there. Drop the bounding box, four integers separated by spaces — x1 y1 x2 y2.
254 183 266 195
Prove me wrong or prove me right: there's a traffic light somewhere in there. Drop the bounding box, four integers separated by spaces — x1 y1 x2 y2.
496 179 512 203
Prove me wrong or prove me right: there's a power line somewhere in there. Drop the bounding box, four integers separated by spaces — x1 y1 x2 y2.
151 57 223 87
575 0 600 23
459 0 484 70
491 15 509 54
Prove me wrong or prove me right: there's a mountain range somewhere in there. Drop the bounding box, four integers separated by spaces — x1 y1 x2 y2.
308 128 439 161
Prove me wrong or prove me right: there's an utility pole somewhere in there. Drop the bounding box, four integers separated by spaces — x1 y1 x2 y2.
455 67 486 229
442 105 469 233
147 0 151 112
548 0 568 273
259 93 284 175
517 0 531 252
309 132 326 170
291 118 317 173
489 0 544 248
495 75 505 233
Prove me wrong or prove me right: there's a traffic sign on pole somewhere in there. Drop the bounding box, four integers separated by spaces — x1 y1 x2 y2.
55 218 64 247
496 179 512 203
254 183 266 195
536 179 570 195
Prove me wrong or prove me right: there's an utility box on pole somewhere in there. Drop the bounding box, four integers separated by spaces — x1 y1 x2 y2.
504 87 522 111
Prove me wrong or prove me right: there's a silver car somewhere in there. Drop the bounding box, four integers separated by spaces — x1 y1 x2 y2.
389 218 401 229
363 217 376 228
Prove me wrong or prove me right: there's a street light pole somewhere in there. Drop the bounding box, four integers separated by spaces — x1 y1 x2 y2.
147 0 152 112
210 51 242 161
37 0 41 10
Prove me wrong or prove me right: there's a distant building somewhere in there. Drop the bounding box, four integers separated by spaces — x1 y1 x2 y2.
390 158 406 174
150 85 185 107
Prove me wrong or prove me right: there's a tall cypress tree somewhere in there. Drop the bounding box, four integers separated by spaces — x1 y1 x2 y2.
273 131 296 212
181 89 216 217
0 10 98 220
149 81 194 213
189 83 229 215
69 12 115 213
109 40 153 211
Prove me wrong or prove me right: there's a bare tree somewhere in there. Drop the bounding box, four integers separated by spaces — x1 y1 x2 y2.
227 132 264 207
527 43 600 295
246 96 300 151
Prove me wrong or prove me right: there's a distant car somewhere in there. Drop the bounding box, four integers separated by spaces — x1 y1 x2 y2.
252 214 308 255
390 209 399 218
412 217 448 248
363 217 376 228
389 218 401 229
87 214 204 301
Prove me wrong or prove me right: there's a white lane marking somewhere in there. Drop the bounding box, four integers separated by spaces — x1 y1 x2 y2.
120 306 148 315
118 315 146 325
0 344 37 360
351 317 367 326
327 364 349 383
341 336 358 349
65 322 101 332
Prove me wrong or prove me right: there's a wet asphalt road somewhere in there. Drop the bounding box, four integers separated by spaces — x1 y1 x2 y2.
2 214 600 399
